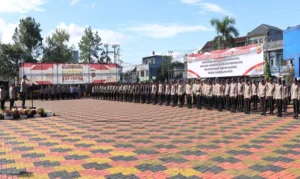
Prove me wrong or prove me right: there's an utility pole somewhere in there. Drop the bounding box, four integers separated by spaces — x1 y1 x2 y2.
112 44 120 64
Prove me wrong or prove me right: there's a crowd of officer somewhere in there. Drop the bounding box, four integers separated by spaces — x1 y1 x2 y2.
39 85 82 100
91 77 299 119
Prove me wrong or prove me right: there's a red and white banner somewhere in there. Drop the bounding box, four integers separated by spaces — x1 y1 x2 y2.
19 63 120 85
187 44 264 78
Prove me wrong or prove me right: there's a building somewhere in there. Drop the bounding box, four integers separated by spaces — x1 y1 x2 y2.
137 55 165 81
283 25 300 77
199 24 292 77
247 24 292 76
199 36 247 53
73 51 79 63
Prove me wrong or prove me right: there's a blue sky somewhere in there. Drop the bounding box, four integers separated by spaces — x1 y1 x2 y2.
0 0 300 69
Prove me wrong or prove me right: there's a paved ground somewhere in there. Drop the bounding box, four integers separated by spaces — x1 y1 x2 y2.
0 99 300 179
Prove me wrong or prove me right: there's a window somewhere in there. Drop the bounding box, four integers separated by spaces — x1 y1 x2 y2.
259 38 263 43
146 70 149 76
253 39 258 44
141 70 145 77
270 59 274 66
248 40 253 44
152 59 155 64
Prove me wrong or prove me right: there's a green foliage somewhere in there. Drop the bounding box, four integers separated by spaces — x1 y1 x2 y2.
264 56 272 80
0 43 24 79
12 17 43 62
284 67 295 84
78 26 102 63
42 29 73 63
210 16 239 50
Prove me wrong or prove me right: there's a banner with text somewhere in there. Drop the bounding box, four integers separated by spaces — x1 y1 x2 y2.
187 44 264 78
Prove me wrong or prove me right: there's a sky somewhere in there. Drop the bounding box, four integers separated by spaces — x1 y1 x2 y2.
1 0 300 69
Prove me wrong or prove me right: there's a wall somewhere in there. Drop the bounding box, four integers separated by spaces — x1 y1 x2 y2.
283 25 300 77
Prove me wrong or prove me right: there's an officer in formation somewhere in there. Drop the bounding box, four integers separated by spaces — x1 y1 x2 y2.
40 85 82 101
91 77 295 119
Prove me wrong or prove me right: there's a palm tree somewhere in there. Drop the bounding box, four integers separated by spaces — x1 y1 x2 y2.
210 16 239 50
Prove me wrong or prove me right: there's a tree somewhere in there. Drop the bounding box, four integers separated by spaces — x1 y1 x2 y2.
0 43 24 79
210 16 239 50
42 29 73 63
78 26 102 63
264 56 272 80
12 17 43 62
161 56 173 81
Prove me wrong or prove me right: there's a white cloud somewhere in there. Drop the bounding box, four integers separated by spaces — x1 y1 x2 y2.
0 0 48 13
87 2 96 8
180 0 230 15
70 0 79 5
0 18 18 43
50 23 128 49
128 23 212 38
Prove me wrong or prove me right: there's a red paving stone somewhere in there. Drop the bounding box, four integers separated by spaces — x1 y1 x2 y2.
0 99 299 179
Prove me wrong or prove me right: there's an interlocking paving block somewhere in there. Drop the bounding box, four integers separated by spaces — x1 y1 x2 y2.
211 139 232 144
75 143 94 148
239 144 264 149
210 157 240 163
132 139 152 144
227 150 253 156
283 144 300 148
160 157 188 163
198 144 220 149
90 149 113 154
0 159 15 165
180 150 207 156
82 135 99 139
61 138 81 142
82 162 111 170
250 164 285 172
110 156 137 161
48 171 81 179
155 144 177 149
5 141 24 145
263 156 294 163
22 153 45 158
50 148 72 153
172 139 192 144
232 175 266 179
134 149 159 154
274 149 300 155
114 144 134 148
0 168 27 175
105 173 139 179
64 155 89 160
39 142 58 146
34 161 61 167
167 174 201 179
12 146 34 151
51 134 68 138
96 139 116 143
136 164 166 172
193 165 225 174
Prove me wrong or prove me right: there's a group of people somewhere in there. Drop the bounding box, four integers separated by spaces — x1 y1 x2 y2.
39 85 81 101
91 77 299 119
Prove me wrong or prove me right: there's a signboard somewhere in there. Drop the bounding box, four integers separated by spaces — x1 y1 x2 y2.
187 44 264 78
19 63 119 85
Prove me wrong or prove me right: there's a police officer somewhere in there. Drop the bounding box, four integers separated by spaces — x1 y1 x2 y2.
165 82 171 106
196 80 202 109
40 86 44 101
267 79 275 114
192 80 197 106
171 81 176 107
177 80 184 108
230 79 238 113
283 81 288 113
252 80 258 110
259 78 267 116
217 79 224 112
244 79 252 114
275 78 283 117
237 78 244 112
158 81 164 105
207 80 213 110
292 79 299 119
185 80 192 109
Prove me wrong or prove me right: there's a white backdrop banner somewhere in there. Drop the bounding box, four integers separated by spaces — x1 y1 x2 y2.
187 44 264 78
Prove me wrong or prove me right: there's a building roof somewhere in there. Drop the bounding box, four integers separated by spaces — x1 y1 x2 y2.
200 36 247 53
247 24 282 37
